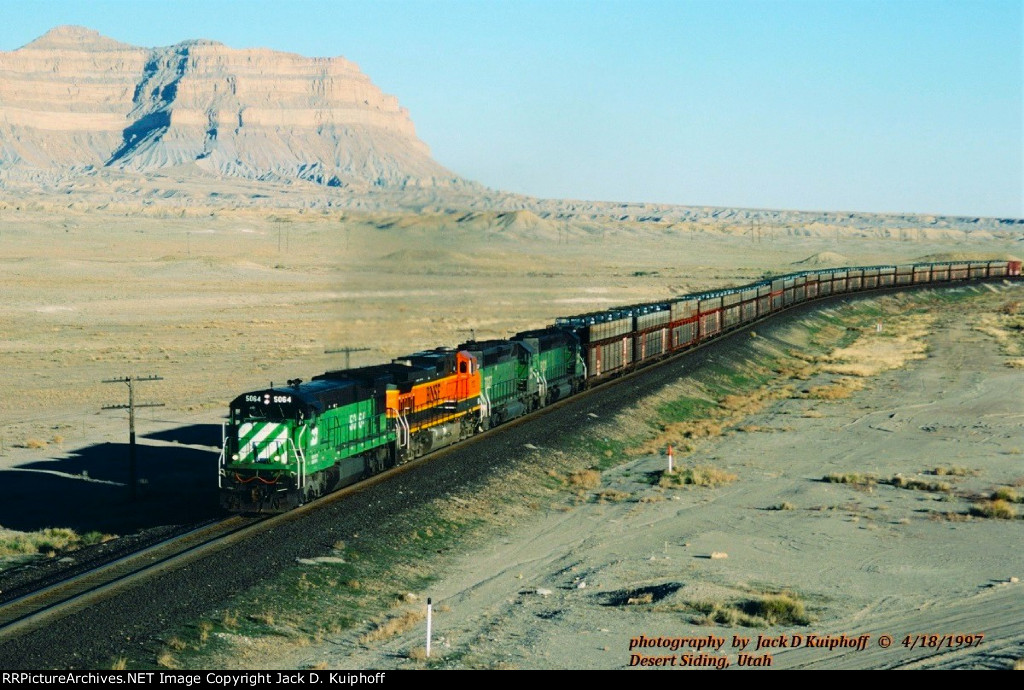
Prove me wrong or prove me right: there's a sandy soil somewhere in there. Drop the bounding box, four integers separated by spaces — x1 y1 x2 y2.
0 203 1021 669
280 285 1024 670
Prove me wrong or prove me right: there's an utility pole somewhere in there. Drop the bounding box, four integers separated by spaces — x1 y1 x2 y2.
102 375 164 500
325 347 371 369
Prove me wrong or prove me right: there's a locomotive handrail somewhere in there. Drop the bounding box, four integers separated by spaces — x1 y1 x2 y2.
288 438 306 491
217 422 227 489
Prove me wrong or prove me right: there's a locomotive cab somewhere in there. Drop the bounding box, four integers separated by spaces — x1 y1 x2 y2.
220 385 317 512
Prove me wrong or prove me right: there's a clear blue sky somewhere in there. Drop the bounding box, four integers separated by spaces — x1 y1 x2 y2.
3 0 1022 218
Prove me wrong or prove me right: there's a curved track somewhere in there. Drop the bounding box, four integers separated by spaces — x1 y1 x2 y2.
0 281 1014 669
0 516 263 641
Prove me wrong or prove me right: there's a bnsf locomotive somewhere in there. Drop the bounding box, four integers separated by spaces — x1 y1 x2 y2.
219 259 1021 512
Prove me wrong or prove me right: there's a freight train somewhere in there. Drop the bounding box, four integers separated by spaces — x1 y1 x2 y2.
218 258 1021 512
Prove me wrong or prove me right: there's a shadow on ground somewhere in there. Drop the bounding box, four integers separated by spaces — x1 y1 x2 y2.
0 432 222 534
144 423 222 446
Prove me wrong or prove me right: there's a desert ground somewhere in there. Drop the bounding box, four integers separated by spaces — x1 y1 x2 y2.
279 284 1022 670
0 201 1021 669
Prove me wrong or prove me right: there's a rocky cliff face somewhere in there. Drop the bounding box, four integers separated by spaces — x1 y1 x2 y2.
0 26 462 189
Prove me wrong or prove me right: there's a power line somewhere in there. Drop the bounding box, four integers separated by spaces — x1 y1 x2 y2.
325 347 370 369
102 375 164 500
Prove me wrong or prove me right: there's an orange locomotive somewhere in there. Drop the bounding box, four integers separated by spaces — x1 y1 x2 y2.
386 348 481 461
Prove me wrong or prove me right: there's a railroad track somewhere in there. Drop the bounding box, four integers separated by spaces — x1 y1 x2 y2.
0 437 460 646
2 281 1009 642
1 281 1017 668
3 281 1017 657
0 515 267 641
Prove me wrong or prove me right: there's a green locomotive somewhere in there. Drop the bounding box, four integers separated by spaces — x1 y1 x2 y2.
458 329 586 430
219 375 394 512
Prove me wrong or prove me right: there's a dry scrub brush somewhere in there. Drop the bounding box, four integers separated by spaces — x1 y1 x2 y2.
930 466 976 477
0 526 115 557
822 313 934 377
359 609 425 644
824 473 953 493
659 466 737 488
823 472 877 486
567 469 602 489
969 500 1017 519
690 592 811 627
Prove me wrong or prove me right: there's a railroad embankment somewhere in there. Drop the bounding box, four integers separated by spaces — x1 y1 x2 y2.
156 283 1024 671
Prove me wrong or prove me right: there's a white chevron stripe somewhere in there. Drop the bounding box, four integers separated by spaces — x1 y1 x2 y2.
254 426 288 462
237 422 288 463
248 422 283 450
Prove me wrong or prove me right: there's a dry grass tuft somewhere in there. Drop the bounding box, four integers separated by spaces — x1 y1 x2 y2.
0 526 111 557
22 438 47 449
407 646 429 661
596 488 631 503
930 511 972 523
974 311 1024 359
248 612 275 626
768 502 796 511
992 487 1020 503
718 394 750 411
887 476 952 493
567 469 601 489
110 658 127 671
823 472 877 486
167 637 188 651
1000 300 1022 315
970 500 1017 519
742 593 811 625
156 651 178 669
690 591 811 627
659 466 738 488
359 609 425 644
931 466 975 477
221 610 239 629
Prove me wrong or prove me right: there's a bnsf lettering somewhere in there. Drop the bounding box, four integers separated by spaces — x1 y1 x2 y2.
425 383 442 403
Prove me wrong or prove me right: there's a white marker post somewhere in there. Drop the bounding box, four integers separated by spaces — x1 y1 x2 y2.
667 444 674 473
426 597 432 658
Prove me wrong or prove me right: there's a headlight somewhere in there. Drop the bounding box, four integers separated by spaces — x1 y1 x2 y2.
231 454 239 461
